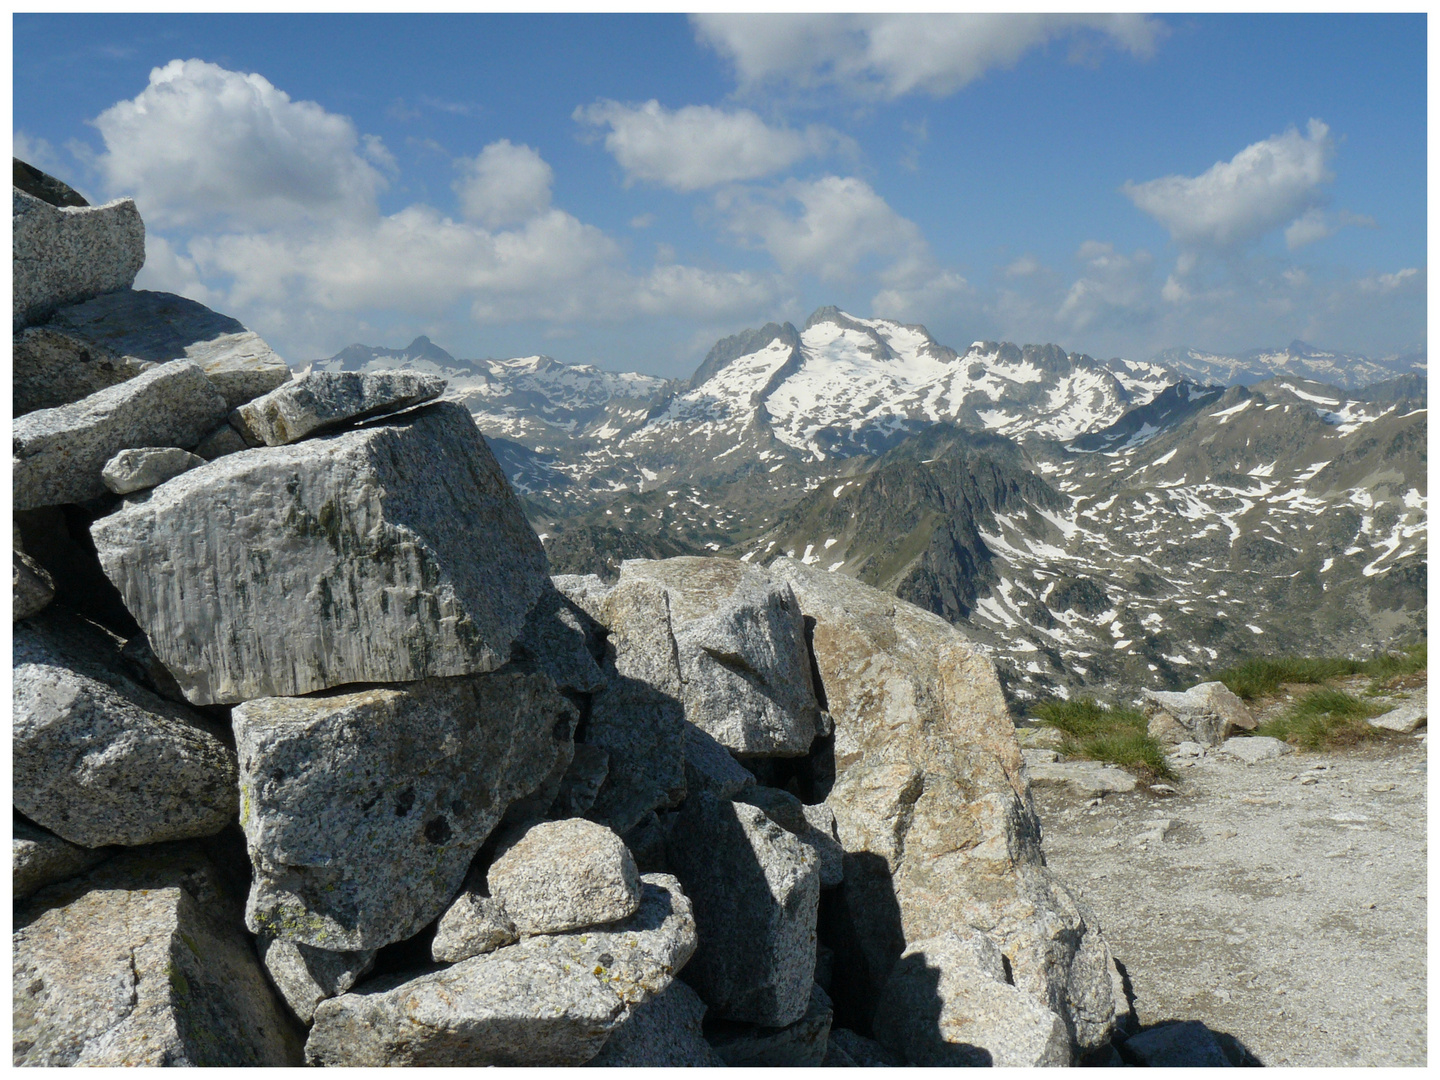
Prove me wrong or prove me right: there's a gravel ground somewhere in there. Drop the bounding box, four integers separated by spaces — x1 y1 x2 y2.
1032 731 1428 1067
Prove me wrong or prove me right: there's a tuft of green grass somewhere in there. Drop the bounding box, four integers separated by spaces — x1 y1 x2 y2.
1256 688 1388 749
1214 642 1427 701
1031 697 1173 779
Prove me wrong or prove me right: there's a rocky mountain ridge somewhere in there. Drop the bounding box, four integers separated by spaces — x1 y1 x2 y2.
1152 340 1425 391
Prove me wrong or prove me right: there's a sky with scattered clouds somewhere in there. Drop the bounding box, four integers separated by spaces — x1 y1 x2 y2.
13 13 1426 378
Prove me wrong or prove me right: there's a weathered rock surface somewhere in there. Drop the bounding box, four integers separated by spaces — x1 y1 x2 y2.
488 818 641 935
306 874 696 1066
91 402 547 704
14 289 290 415
14 358 228 511
667 791 819 1026
551 744 610 819
235 668 573 951
13 546 54 621
431 872 519 963
192 421 246 460
829 1026 904 1066
769 556 1116 1050
1027 760 1140 797
1368 701 1427 733
708 982 834 1066
233 370 445 445
588 979 722 1066
13 158 88 208
101 445 205 494
257 937 376 1026
12 818 109 899
13 610 239 847
683 720 756 799
13 189 144 330
1120 1020 1231 1067
513 582 606 694
873 931 1072 1066
552 572 614 620
584 578 688 833
738 786 845 887
1220 735 1294 763
14 845 303 1066
1143 682 1257 746
616 557 820 756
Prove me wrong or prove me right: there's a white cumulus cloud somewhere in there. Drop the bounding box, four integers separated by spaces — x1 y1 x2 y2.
575 99 841 191
93 59 391 228
1123 120 1335 248
453 139 553 228
693 13 1165 99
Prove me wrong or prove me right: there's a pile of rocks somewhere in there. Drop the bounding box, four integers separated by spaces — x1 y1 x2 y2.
12 162 1120 1066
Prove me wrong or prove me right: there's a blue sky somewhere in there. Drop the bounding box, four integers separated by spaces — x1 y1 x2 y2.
13 13 1427 379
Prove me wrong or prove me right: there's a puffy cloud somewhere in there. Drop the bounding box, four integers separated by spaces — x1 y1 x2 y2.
1357 267 1421 294
86 59 781 361
453 139 553 228
92 59 391 228
1055 241 1156 334
1284 207 1377 250
719 175 920 279
692 13 1165 99
1122 120 1335 248
575 99 842 191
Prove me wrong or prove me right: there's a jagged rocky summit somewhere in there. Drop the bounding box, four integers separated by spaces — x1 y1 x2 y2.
12 160 1121 1066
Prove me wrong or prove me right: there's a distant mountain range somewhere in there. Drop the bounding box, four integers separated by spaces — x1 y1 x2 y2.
1151 340 1425 391
315 313 1427 700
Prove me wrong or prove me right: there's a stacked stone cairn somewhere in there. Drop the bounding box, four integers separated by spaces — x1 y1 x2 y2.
11 161 1121 1066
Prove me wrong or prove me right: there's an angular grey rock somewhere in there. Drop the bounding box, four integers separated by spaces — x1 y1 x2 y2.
709 983 834 1066
234 369 445 445
770 557 1116 1049
622 811 669 875
12 818 109 899
738 786 845 888
588 980 723 1067
873 931 1072 1067
616 557 820 756
432 872 519 963
683 719 756 799
13 546 54 621
14 358 229 511
1121 1020 1231 1067
193 420 249 460
13 610 239 847
257 936 376 1026
829 1027 904 1066
13 158 88 208
1368 701 1427 733
584 579 688 833
119 632 187 702
1220 735 1294 763
306 874 696 1066
488 818 642 935
552 744 610 819
91 402 548 704
13 189 144 330
514 582 607 693
1026 760 1139 797
1143 681 1256 746
234 668 574 950
552 572 614 622
824 1041 859 1066
14 289 290 415
14 845 303 1066
667 792 819 1026
101 445 205 494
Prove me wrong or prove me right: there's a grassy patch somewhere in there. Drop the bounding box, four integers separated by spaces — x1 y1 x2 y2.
1214 641 1427 701
1031 697 1174 779
1256 688 1388 749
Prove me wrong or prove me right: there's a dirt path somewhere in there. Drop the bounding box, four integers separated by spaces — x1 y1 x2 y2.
1032 731 1428 1067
